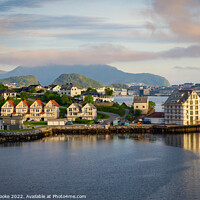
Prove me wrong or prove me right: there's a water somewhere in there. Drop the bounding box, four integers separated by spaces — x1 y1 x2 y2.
114 96 168 112
1 134 200 200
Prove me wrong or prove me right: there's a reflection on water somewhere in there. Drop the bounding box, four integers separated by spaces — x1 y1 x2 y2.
1 133 200 199
165 134 200 152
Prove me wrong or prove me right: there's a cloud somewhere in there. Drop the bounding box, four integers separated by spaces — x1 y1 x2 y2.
0 14 141 41
150 0 200 42
1 44 200 67
0 0 64 11
173 66 200 71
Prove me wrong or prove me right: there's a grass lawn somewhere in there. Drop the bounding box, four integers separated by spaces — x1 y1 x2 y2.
23 121 47 126
0 129 32 132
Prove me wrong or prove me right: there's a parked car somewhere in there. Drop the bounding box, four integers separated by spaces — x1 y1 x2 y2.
68 121 73 125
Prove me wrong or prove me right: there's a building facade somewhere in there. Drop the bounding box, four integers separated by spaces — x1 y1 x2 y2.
133 96 149 115
0 89 17 100
66 103 97 121
164 90 200 125
59 83 82 97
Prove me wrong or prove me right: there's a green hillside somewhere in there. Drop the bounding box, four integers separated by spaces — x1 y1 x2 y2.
53 73 104 88
0 75 39 87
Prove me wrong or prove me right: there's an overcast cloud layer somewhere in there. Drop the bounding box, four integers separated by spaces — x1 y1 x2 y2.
0 0 200 83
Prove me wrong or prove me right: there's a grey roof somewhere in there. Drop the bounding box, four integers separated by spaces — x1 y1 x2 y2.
164 90 193 105
82 91 99 96
0 89 15 94
61 83 80 90
134 96 148 103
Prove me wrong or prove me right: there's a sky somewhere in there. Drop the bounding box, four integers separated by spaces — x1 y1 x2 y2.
0 0 200 84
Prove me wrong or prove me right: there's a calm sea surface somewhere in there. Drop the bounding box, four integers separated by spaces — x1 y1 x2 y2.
114 96 168 112
1 134 200 200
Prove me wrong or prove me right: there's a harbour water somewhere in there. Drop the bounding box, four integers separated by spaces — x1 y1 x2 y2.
1 134 200 200
114 96 168 112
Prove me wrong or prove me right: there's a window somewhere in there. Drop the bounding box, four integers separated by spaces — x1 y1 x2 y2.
136 106 138 108
11 120 15 125
190 111 193 115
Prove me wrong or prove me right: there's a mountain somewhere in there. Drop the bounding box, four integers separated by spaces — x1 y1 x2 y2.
53 73 104 88
0 70 7 74
0 65 170 86
0 75 38 87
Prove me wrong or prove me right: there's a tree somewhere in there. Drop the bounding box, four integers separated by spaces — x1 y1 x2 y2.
30 87 36 93
87 87 97 92
20 91 28 100
83 95 94 105
61 94 72 106
0 98 5 107
134 109 142 116
149 101 156 109
105 88 113 95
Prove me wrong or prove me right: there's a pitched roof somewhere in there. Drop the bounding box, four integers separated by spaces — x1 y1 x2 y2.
61 83 80 90
35 100 45 107
50 100 59 107
164 90 194 105
146 112 164 118
7 100 16 107
0 89 15 94
82 91 99 96
134 96 148 103
68 103 82 109
83 103 96 109
22 100 30 107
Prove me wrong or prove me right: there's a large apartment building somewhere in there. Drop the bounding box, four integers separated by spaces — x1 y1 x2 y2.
164 90 200 125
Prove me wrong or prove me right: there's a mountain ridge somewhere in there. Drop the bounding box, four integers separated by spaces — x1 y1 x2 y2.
53 73 104 88
0 65 170 87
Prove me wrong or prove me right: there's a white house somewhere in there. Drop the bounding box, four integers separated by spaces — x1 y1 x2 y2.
133 96 149 115
59 83 82 97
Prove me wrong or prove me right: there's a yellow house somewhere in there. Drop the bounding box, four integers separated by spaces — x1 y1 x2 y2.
1 100 16 116
67 103 97 121
16 100 30 116
133 96 149 115
44 100 60 120
30 100 45 121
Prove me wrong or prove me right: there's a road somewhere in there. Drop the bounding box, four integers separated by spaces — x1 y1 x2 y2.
98 111 120 124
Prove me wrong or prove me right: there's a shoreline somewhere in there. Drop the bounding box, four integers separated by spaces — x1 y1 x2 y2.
1 124 200 143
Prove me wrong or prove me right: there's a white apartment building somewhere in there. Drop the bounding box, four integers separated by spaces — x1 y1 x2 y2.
164 90 200 125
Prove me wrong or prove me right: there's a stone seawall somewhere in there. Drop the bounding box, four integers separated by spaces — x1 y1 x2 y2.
1 124 200 143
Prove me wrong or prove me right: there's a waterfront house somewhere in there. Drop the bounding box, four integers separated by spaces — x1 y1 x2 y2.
1 100 16 116
0 89 16 100
0 116 24 130
44 100 60 120
133 96 149 115
15 100 30 117
59 83 82 97
163 90 200 125
29 100 45 121
1 99 60 121
66 103 97 121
